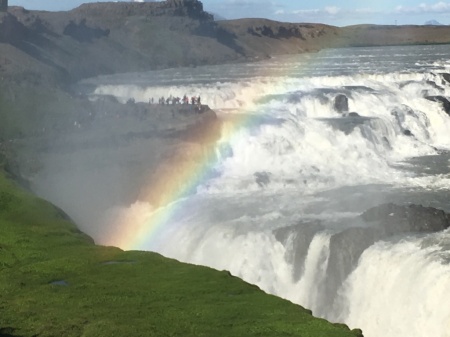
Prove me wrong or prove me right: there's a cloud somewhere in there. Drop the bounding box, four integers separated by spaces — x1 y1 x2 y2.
210 0 283 20
272 5 388 26
220 0 276 8
324 6 340 15
394 2 450 14
277 6 346 19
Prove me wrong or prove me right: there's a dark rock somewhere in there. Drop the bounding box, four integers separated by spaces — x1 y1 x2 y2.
73 0 213 22
247 25 304 39
273 221 324 281
400 80 444 93
277 203 450 309
347 112 360 117
254 171 271 187
0 12 27 43
361 203 450 234
425 96 450 116
0 0 7 12
426 80 445 92
317 115 373 135
403 129 413 137
324 203 450 307
440 73 450 85
63 19 110 42
343 85 375 92
325 226 381 307
334 94 349 113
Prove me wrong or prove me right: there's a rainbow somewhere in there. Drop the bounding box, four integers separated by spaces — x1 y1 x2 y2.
105 110 252 250
103 53 323 250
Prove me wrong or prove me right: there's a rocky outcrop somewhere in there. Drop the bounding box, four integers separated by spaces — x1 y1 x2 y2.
71 0 213 22
425 95 450 116
274 221 325 281
0 0 7 12
247 25 304 39
63 19 110 42
440 73 450 85
361 202 450 233
275 203 450 311
334 94 349 113
0 12 27 43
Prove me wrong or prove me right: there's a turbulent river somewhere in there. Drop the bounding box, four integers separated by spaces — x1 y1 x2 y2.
65 45 450 336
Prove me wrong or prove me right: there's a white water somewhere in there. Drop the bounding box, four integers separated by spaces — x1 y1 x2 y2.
334 234 450 337
81 45 450 337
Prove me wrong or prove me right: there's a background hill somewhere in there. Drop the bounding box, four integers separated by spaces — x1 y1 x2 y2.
425 20 444 26
2 0 450 86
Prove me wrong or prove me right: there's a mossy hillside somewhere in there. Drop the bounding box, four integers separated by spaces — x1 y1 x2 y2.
0 169 363 337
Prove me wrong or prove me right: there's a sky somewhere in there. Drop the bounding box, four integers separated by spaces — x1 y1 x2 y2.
8 0 450 26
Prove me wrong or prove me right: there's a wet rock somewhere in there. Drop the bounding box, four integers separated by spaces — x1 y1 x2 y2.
273 221 325 281
425 96 450 116
325 226 382 307
254 171 271 187
343 85 375 92
440 73 450 85
324 203 450 307
403 129 413 137
334 94 349 113
361 203 450 234
347 112 360 117
426 80 445 92
280 203 450 310
317 115 374 135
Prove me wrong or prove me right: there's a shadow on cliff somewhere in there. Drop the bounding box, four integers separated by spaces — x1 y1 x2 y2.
0 12 69 80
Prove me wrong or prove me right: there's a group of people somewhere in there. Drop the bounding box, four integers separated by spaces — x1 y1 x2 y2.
155 94 201 106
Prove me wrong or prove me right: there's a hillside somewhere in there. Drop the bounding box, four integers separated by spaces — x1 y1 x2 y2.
1 0 450 86
1 0 267 84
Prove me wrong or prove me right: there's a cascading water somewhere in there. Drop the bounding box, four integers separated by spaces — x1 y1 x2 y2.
65 44 450 337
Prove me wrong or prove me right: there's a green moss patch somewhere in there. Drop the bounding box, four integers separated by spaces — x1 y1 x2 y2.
0 170 362 337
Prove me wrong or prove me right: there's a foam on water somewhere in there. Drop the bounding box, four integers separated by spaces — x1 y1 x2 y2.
333 233 450 337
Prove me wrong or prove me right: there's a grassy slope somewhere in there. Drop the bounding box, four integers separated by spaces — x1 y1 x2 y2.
0 168 363 337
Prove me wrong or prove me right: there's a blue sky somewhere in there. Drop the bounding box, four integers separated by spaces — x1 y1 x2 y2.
8 0 450 26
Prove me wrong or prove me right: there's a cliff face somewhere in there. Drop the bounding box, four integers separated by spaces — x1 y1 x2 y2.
0 2 340 85
1 1 243 84
71 0 213 23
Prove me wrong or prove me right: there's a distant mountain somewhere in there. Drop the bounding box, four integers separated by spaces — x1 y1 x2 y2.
425 20 444 26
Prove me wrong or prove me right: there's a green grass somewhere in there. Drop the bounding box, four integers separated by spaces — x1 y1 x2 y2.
0 168 363 337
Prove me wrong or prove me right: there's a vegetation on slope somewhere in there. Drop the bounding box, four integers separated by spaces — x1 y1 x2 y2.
0 167 363 337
